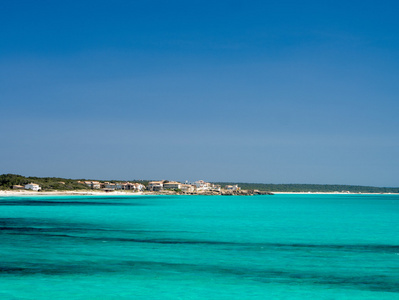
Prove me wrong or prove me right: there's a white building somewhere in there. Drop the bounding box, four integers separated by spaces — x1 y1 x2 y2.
120 182 145 191
148 181 164 191
181 184 195 193
195 180 212 191
210 184 221 192
225 184 240 191
24 183 41 191
121 182 135 190
134 183 145 191
91 181 101 189
84 181 101 189
163 181 182 190
104 183 116 190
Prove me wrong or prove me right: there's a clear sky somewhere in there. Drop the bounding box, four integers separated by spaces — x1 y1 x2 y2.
1 1 398 186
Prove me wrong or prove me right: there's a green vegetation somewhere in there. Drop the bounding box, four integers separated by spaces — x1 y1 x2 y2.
213 182 399 193
1 174 398 193
0 174 90 191
0 174 150 191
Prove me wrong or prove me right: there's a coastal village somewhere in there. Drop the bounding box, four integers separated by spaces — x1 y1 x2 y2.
15 180 271 195
5 174 397 194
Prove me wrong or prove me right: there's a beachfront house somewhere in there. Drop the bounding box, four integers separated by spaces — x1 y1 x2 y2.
195 180 206 189
180 184 195 193
225 184 240 191
163 181 182 190
195 180 212 191
116 182 145 192
24 183 41 191
84 181 101 189
104 183 116 190
210 184 221 192
121 182 140 191
91 181 101 189
135 183 145 191
121 182 134 190
148 181 164 191
12 185 24 189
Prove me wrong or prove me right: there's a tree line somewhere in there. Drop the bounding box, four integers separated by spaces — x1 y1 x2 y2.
0 174 90 191
0 174 150 191
213 182 399 193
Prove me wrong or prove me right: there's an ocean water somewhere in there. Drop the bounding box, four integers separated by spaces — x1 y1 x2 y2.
0 194 398 299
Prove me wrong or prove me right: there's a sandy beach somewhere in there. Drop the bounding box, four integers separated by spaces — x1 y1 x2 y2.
0 190 147 196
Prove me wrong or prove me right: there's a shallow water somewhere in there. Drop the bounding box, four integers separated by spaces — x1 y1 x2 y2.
0 194 398 299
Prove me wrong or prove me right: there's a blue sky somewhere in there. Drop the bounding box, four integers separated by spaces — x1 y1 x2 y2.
1 1 398 186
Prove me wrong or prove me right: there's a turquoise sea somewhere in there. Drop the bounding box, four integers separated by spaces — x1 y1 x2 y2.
0 194 398 299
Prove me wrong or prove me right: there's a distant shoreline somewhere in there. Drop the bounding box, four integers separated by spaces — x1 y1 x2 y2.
272 192 398 195
0 190 146 196
0 190 397 197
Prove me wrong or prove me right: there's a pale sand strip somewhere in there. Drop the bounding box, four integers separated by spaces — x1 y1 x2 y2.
0 190 146 196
